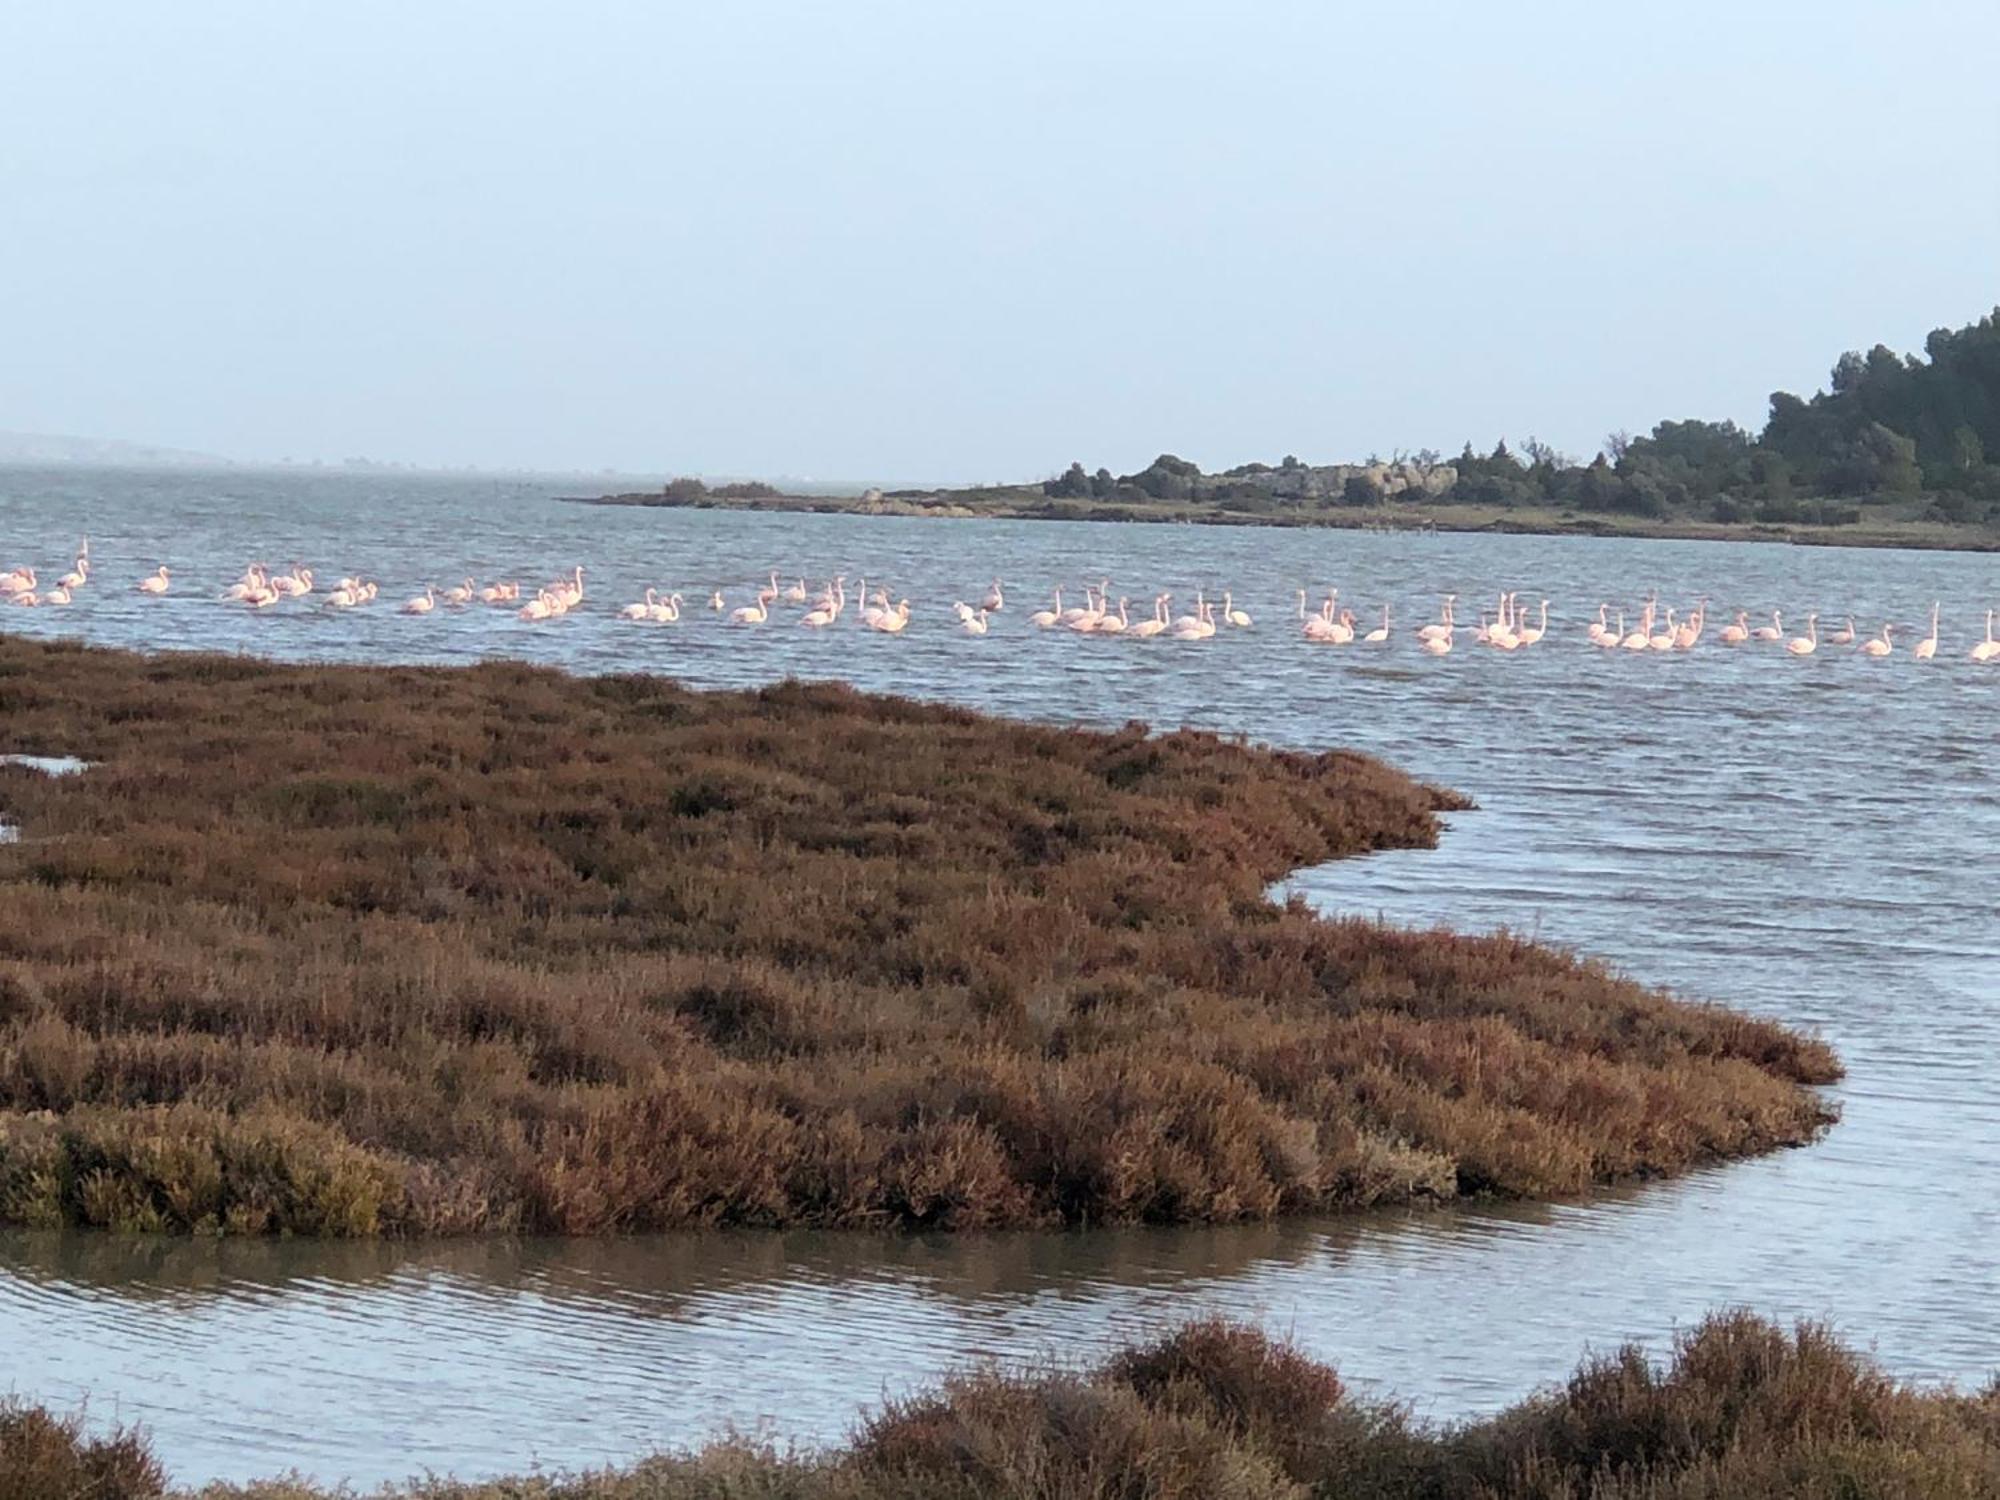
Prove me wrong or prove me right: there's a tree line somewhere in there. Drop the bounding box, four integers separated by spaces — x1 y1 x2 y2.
1043 307 2000 526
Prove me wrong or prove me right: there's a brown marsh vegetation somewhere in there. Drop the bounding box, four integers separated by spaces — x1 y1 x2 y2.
0 635 1836 1236
13 1315 2000 1497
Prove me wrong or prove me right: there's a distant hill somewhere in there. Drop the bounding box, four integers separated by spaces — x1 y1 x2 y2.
0 430 233 468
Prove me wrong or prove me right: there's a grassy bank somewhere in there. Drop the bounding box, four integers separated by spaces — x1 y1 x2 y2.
0 637 1834 1236
567 487 2000 551
11 1314 1999 1497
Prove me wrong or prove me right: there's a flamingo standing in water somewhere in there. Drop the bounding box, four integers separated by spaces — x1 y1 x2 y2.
621 588 660 621
1363 605 1390 644
1095 597 1130 634
782 577 810 604
1416 595 1455 644
1914 603 1938 661
519 590 558 621
1858 623 1894 658
801 579 843 627
1827 616 1857 647
1620 605 1652 651
1970 611 1998 663
961 607 990 635
442 578 476 606
982 580 1004 613
1515 599 1548 646
1751 610 1783 643
1719 611 1750 645
1129 595 1170 638
1420 624 1453 656
730 588 773 624
137 566 170 595
1785 613 1818 657
1030 588 1061 628
1222 591 1252 628
869 599 911 633
402 585 437 616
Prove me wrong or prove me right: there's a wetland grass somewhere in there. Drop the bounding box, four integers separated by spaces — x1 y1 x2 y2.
0 636 1836 1237
11 1315 1999 1497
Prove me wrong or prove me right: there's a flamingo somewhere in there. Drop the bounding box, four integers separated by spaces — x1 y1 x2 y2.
479 582 513 604
709 590 725 612
1586 604 1610 645
1420 626 1453 657
1970 611 1998 663
137 566 170 595
621 588 660 621
1096 597 1130 635
1751 610 1782 643
1598 610 1626 649
57 559 89 590
1858 622 1893 658
1029 588 1062 628
652 591 684 623
519 590 557 621
1515 599 1548 646
1827 616 1856 647
1719 611 1750 645
869 599 911 633
1914 603 1938 662
43 584 71 606
325 583 361 609
1417 595 1455 643
1620 606 1651 651
962 607 990 635
1363 605 1390 644
442 578 476 606
401 585 437 615
1129 595 1169 639
982 580 1004 613
730 589 773 624
1223 591 1252 628
1785 613 1818 657
1648 609 1677 652
782 577 810 604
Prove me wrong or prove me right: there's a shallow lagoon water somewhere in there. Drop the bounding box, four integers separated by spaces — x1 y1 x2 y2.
1 468 1997 1486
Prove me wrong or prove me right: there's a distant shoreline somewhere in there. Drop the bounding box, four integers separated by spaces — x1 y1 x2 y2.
562 489 2000 553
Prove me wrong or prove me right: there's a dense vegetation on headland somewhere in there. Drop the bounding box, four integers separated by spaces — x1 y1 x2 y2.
584 308 2000 547
13 1314 2000 1497
0 637 1835 1236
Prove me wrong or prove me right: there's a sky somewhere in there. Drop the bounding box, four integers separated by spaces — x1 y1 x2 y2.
2 1 1996 481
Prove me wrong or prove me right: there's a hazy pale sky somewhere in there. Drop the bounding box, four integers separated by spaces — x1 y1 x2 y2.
4 1 1996 480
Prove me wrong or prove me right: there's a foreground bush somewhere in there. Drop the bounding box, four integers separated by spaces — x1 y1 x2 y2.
19 1315 2000 1497
0 638 1836 1235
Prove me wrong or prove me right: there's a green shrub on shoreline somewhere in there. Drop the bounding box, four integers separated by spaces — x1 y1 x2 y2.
0 637 1835 1236
10 1314 1998 1497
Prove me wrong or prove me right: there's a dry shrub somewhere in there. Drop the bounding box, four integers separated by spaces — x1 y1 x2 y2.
0 638 1838 1235
27 1315 2000 1498
0 1401 163 1500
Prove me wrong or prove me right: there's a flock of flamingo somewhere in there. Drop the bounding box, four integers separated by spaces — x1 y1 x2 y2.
4 542 1999 663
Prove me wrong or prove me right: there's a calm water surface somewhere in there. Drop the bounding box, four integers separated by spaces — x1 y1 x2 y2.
2 468 1997 1486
